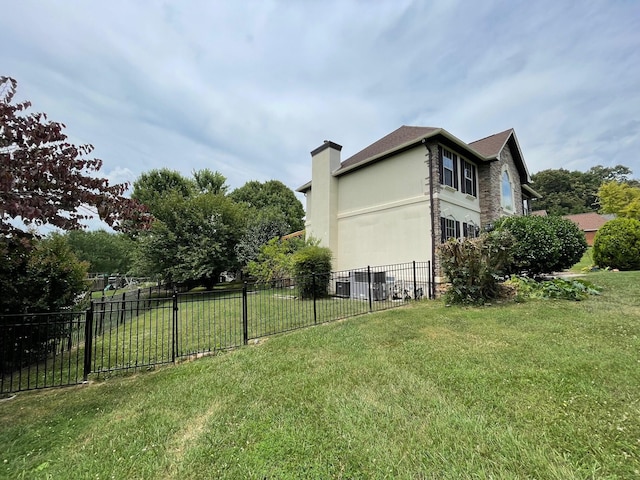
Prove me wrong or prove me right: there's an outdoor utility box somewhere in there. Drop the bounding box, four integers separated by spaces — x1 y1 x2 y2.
350 271 387 301
335 281 350 298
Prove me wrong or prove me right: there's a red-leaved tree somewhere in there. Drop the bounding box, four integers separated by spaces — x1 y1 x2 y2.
0 76 150 235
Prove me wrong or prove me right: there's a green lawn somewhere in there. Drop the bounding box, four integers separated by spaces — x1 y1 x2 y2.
1 270 639 479
570 247 594 272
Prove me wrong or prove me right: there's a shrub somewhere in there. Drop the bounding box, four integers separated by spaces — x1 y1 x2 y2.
246 237 302 285
544 216 588 272
495 215 585 275
0 233 90 370
593 217 640 270
438 230 514 305
292 245 332 299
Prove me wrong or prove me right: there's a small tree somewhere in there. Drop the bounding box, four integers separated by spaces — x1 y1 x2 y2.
593 218 640 270
246 237 302 285
1 76 149 235
292 245 332 299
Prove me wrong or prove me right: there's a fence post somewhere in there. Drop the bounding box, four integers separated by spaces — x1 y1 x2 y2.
312 273 317 324
119 292 126 324
413 261 418 301
429 260 435 299
172 287 178 362
242 282 249 345
136 288 141 316
83 302 94 382
367 266 373 312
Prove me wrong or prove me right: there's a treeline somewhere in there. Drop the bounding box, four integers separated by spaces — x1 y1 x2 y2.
530 165 638 215
67 170 305 286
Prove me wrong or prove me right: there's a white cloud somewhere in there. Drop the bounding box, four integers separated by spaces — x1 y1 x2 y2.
1 0 639 219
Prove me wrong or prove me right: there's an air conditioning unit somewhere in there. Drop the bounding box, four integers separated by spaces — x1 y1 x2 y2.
349 271 387 301
335 281 350 298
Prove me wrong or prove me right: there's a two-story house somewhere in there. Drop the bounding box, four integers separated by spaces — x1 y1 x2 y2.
297 125 539 288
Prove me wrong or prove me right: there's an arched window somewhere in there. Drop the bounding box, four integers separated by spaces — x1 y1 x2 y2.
501 169 513 211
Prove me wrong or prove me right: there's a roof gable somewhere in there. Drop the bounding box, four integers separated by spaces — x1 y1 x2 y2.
470 128 531 184
468 129 513 157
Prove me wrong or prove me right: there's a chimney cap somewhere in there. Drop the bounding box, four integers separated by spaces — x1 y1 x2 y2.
311 140 343 156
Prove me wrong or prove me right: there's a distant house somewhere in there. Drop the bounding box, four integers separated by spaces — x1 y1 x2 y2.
563 212 610 246
297 125 540 287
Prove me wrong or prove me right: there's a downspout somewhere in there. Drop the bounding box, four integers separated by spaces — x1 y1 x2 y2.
422 139 437 298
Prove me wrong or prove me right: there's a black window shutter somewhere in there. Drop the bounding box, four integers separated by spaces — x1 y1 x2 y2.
440 217 446 243
463 222 468 238
438 146 443 185
472 164 477 197
455 221 460 239
460 159 466 194
453 154 459 190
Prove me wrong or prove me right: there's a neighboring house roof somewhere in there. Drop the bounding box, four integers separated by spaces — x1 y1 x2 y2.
563 212 609 232
297 125 538 195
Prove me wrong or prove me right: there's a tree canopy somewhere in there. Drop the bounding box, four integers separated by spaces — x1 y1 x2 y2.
65 230 136 274
230 180 305 233
132 169 246 287
0 76 149 236
597 181 640 219
530 165 635 215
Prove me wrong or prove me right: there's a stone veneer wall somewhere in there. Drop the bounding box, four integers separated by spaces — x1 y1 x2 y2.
425 141 442 281
478 142 523 227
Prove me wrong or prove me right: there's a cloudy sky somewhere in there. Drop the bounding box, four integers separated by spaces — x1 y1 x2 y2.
2 0 639 218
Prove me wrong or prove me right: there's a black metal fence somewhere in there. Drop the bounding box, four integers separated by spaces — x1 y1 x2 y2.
1 261 431 394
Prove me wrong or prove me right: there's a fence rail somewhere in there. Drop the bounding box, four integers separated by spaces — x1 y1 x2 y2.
1 261 431 394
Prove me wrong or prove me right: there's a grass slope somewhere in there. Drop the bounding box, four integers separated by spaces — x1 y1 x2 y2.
1 271 639 479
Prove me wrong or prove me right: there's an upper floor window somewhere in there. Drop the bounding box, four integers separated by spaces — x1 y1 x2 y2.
501 169 513 210
439 147 458 189
461 160 477 197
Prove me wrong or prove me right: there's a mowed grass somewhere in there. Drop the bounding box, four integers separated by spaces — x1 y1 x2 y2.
1 271 639 479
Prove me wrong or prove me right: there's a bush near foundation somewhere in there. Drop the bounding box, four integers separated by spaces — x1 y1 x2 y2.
494 215 587 275
438 231 514 305
292 245 332 299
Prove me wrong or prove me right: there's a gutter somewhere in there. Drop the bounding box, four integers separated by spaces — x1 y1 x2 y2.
422 139 437 299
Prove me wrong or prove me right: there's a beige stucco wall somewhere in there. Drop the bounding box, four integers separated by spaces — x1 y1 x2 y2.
306 144 341 256
331 146 432 270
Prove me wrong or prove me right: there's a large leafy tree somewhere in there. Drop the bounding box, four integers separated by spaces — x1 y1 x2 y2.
530 165 635 215
230 180 305 232
65 230 136 274
0 76 149 235
597 181 640 219
132 170 246 288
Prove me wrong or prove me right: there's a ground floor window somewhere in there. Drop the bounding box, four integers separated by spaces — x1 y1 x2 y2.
463 222 480 238
440 217 460 242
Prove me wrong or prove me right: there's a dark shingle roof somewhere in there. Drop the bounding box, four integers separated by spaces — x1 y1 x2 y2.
338 126 438 172
468 129 514 158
